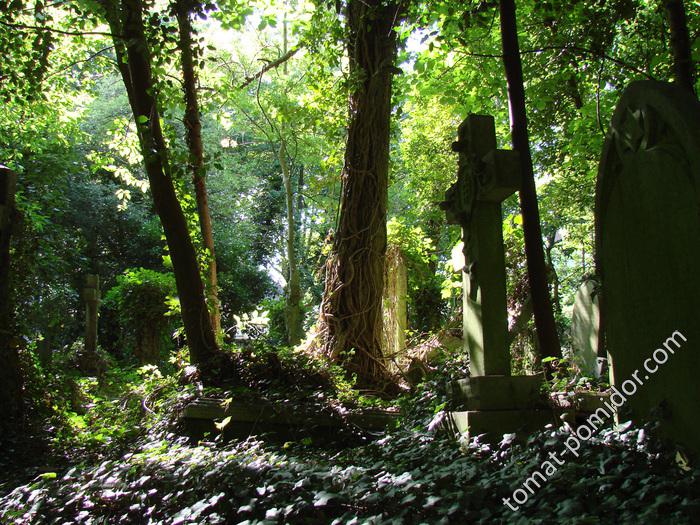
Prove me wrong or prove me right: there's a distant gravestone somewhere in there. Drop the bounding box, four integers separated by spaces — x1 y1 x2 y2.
596 81 700 456
83 274 100 355
570 278 602 378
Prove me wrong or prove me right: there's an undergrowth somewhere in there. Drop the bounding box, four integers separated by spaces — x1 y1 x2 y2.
1 340 699 524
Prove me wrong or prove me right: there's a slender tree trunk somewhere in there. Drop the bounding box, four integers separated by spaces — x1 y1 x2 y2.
499 0 562 361
279 140 303 345
175 0 221 337
320 0 400 387
664 0 696 95
0 166 22 432
105 0 219 368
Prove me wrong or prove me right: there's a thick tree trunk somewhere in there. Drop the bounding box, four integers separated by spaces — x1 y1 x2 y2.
109 0 219 368
499 0 562 361
279 141 303 345
319 0 399 387
0 166 22 432
175 0 222 337
664 0 696 95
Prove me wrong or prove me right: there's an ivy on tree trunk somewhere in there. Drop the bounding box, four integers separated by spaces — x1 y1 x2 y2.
175 0 222 338
320 0 400 388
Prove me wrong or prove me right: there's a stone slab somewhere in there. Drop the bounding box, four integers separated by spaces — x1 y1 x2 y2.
448 374 547 410
182 398 400 441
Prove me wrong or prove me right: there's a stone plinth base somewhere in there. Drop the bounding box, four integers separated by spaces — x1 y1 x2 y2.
449 374 547 410
447 374 553 440
448 409 555 440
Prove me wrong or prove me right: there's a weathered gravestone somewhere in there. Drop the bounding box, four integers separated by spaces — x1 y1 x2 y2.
83 274 100 356
383 245 407 370
596 81 700 456
441 115 552 439
570 277 603 378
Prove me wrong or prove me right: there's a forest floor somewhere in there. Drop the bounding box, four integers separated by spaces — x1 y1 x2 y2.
1 344 699 524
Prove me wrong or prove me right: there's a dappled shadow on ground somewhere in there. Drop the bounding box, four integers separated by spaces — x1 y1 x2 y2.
2 419 699 524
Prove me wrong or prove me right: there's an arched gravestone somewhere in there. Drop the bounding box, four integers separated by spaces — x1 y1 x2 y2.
595 81 700 456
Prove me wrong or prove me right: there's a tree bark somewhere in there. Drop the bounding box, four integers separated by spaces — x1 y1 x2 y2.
175 0 222 337
664 0 696 95
499 0 562 361
279 140 303 345
320 0 400 387
106 0 219 368
0 166 22 432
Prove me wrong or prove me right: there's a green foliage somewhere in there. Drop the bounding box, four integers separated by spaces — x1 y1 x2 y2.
3 399 698 524
102 268 178 359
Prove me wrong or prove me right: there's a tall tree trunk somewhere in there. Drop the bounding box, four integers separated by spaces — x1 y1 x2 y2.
320 0 399 387
279 140 303 345
664 0 696 95
499 0 562 361
175 0 222 337
104 0 219 369
0 166 22 433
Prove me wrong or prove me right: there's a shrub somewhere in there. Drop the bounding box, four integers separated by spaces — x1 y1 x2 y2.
103 268 178 363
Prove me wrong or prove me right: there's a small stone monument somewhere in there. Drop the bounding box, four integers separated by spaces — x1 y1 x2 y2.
596 81 700 456
570 277 603 378
83 274 101 355
441 115 552 439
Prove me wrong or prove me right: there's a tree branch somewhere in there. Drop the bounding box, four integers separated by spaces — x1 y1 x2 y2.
238 47 301 89
455 44 653 79
44 46 114 79
0 19 121 39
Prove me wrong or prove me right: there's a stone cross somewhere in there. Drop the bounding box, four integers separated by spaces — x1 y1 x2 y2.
441 115 521 376
83 274 100 355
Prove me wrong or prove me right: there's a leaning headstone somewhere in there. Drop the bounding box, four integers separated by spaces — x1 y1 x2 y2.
596 80 700 456
441 115 552 439
570 277 602 378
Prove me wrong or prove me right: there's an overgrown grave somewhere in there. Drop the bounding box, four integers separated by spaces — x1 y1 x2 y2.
182 397 400 444
180 346 401 445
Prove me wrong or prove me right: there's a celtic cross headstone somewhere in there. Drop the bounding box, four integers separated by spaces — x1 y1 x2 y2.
441 114 520 376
